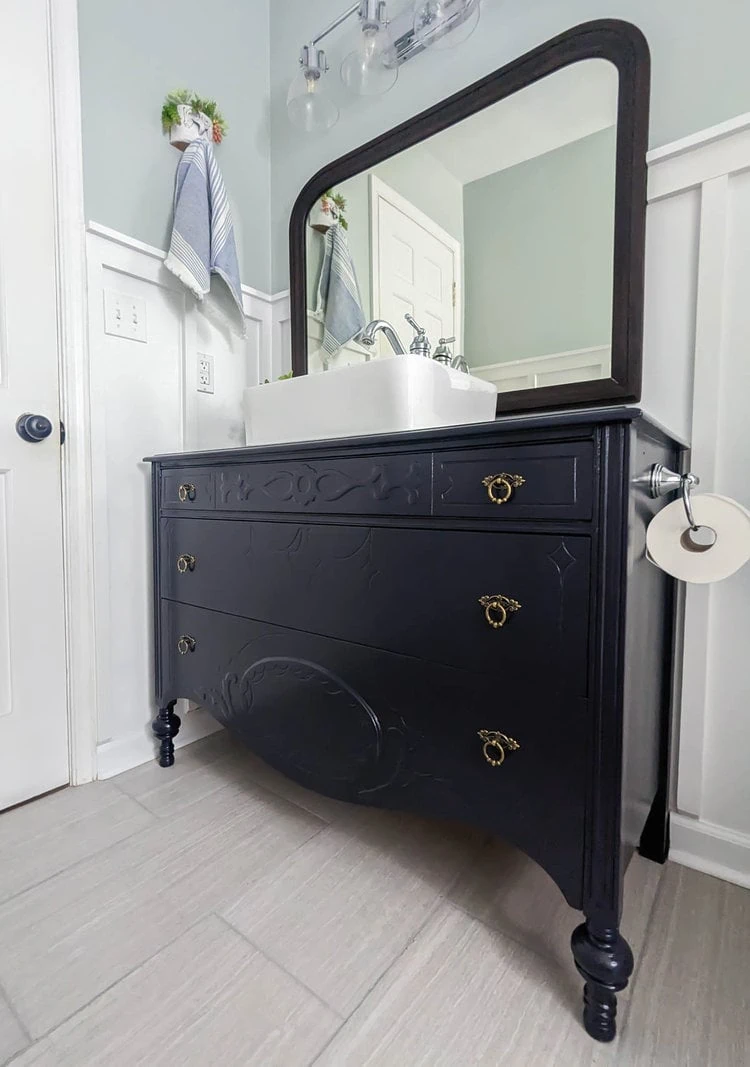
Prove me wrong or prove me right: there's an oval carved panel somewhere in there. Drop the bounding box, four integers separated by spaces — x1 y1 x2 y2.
197 656 409 800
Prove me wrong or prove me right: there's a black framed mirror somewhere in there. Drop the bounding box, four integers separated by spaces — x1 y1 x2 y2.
289 19 649 416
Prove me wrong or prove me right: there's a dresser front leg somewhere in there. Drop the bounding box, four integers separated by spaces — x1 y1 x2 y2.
571 921 634 1042
152 701 181 768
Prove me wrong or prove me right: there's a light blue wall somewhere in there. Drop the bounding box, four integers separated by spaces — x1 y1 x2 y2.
77 0 272 290
464 127 616 365
270 0 750 290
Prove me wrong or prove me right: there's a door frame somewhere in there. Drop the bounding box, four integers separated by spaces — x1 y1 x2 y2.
369 175 463 349
49 0 98 784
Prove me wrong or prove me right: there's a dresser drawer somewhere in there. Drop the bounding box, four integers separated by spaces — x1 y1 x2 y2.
434 441 594 521
160 601 586 907
160 517 590 689
215 453 431 516
161 468 215 510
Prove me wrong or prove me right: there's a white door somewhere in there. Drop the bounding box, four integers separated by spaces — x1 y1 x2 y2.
371 176 461 357
0 0 69 808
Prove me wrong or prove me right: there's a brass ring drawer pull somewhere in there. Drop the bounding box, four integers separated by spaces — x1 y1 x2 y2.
479 594 521 629
178 483 197 503
482 473 525 505
176 554 197 574
177 634 196 655
478 730 520 767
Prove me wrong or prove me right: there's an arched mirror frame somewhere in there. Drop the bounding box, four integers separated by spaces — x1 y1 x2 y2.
289 19 650 416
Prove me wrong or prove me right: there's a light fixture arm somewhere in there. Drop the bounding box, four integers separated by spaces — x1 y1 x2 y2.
310 2 361 49
299 1 479 71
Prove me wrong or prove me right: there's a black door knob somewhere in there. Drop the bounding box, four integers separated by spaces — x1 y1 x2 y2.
16 413 54 443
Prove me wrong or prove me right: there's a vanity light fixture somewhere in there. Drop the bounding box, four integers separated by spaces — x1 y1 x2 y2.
287 0 481 130
412 0 480 50
287 44 340 133
341 1 398 97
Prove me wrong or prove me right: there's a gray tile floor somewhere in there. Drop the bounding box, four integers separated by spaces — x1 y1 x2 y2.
1 731 748 1066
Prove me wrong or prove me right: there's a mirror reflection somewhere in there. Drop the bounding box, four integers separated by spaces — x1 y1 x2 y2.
306 58 618 393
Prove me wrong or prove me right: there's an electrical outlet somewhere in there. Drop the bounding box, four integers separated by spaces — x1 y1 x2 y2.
104 290 147 342
197 353 214 394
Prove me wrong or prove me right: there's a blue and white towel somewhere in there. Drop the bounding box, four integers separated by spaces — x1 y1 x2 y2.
164 139 244 326
315 225 366 356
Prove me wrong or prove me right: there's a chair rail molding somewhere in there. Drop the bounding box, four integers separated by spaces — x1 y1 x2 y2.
645 110 750 889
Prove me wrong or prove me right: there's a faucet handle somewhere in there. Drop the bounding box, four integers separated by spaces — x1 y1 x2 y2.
405 314 431 357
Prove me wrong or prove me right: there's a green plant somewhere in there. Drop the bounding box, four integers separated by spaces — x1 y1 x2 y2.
161 89 228 143
322 189 349 230
262 372 294 383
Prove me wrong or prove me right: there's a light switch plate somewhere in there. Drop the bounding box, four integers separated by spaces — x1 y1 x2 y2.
197 353 214 394
104 290 147 342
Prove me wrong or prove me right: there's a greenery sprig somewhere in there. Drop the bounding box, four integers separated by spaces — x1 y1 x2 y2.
322 189 349 230
161 89 228 143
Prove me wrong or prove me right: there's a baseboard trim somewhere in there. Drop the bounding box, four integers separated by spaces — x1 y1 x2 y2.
670 812 750 889
97 709 222 780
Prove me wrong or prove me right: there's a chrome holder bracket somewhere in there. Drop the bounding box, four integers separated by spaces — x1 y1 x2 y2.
649 463 701 531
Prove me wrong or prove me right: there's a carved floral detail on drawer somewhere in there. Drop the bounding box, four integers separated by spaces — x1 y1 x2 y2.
194 655 414 796
217 458 429 513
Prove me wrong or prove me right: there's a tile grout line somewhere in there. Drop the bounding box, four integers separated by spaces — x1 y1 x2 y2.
612 861 672 1038
0 973 32 1056
0 813 161 911
216 913 345 1020
14 911 232 1050
307 886 452 1067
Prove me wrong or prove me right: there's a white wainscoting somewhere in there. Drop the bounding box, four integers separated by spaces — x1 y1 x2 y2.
87 223 289 777
472 346 610 392
645 116 750 888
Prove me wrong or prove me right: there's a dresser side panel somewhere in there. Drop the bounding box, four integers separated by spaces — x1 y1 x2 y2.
622 420 683 867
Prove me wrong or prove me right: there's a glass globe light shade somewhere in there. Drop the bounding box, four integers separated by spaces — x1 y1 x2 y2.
341 22 398 96
287 68 339 133
413 0 480 51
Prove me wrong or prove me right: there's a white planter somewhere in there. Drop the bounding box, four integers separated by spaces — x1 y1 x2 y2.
169 104 212 151
309 196 341 233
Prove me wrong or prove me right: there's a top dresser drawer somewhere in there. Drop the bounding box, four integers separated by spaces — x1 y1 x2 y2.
215 454 431 516
161 468 215 510
434 441 594 521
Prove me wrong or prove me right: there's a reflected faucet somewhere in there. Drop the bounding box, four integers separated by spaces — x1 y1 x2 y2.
356 320 407 355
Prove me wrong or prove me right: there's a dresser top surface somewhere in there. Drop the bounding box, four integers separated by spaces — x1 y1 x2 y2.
146 406 681 466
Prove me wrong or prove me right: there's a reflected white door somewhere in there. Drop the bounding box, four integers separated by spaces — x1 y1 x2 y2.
0 0 69 808
371 176 461 357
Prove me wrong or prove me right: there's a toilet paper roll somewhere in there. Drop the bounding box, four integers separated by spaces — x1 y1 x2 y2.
646 493 750 583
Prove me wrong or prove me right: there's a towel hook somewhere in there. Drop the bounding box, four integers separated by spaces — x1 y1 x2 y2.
650 464 700 531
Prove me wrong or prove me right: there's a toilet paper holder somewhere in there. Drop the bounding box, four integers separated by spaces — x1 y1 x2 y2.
650 464 701 531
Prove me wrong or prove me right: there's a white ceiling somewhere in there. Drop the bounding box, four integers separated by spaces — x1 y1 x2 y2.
422 59 619 186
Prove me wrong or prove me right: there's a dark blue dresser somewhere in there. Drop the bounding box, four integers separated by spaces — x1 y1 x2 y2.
147 406 683 1041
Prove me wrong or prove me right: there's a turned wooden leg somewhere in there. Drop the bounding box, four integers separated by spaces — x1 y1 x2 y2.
571 921 634 1042
152 701 181 768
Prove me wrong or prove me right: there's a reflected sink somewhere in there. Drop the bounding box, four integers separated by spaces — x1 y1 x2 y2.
244 355 497 446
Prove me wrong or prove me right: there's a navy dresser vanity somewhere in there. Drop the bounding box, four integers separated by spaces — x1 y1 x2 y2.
146 18 675 1047
148 408 682 1042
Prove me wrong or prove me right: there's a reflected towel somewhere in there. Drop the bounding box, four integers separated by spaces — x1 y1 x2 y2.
164 139 244 326
315 225 366 356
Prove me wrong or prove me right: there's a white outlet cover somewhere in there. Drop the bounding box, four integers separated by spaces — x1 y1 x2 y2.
197 353 214 394
104 290 147 343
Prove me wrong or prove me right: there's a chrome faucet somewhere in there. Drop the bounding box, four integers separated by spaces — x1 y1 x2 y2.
355 320 406 355
405 314 431 357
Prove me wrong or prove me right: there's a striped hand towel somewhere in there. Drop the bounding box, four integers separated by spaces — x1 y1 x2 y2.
164 139 244 326
315 224 366 356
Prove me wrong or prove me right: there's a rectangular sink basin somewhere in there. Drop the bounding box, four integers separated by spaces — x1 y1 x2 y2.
244 355 498 446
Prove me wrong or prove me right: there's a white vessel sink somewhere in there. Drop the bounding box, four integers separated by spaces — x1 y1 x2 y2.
244 355 497 446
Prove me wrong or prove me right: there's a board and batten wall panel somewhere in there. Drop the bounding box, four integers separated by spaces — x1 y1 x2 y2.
87 224 290 777
645 116 750 889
